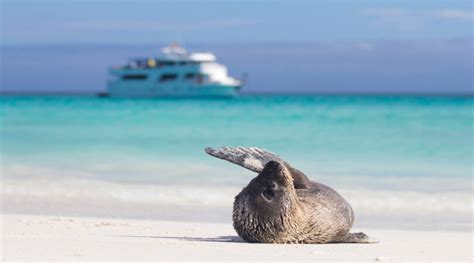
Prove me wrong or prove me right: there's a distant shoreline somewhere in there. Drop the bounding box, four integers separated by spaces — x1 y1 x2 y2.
1 91 472 98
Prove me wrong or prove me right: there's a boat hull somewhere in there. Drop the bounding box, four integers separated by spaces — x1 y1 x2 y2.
107 82 240 98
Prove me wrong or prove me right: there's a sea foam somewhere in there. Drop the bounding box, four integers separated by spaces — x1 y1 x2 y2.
2 163 472 230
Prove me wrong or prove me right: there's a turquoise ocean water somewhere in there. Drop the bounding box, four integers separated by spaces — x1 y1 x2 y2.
1 96 472 229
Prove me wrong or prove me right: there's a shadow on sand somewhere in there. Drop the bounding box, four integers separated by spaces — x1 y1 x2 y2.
116 235 244 243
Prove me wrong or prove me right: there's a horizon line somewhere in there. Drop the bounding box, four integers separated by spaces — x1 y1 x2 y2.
1 91 472 98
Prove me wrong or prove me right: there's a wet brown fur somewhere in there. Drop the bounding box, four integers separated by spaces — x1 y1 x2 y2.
233 161 372 244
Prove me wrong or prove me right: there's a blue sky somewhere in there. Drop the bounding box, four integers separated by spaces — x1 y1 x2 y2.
1 0 473 44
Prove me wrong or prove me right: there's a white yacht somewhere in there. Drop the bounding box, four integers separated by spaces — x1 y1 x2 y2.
107 44 242 97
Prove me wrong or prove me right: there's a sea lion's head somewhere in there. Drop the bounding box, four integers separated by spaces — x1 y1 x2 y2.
233 161 301 243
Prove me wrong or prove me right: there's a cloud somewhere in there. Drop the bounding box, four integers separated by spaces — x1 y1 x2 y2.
435 9 474 21
360 7 473 33
360 8 425 32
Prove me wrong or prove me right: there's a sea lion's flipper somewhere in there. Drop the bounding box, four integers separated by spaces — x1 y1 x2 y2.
205 146 283 173
334 232 378 244
204 146 311 189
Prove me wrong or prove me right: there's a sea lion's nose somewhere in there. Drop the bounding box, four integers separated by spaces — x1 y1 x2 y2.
259 161 288 181
265 161 284 171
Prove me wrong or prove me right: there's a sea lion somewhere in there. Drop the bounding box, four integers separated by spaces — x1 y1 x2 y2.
205 146 376 244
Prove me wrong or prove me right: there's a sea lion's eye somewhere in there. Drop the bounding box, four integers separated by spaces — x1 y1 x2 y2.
270 181 278 189
262 188 275 201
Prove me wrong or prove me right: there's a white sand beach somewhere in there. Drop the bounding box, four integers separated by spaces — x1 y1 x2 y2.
1 213 472 261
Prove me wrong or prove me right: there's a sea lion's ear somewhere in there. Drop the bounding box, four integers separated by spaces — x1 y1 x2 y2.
204 146 312 189
289 168 312 189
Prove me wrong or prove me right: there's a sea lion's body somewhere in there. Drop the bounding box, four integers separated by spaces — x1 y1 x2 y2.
206 147 375 244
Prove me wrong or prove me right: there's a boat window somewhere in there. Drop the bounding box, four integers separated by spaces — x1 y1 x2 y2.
185 73 196 79
196 73 207 83
162 61 175 66
159 74 178 82
122 74 148 80
179 61 187 65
